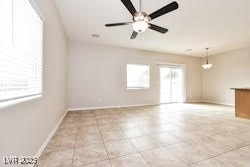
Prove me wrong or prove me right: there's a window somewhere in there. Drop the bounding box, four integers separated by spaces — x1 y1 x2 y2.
127 64 150 89
0 0 43 102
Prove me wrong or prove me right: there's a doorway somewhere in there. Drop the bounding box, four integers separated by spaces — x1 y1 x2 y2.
160 66 185 103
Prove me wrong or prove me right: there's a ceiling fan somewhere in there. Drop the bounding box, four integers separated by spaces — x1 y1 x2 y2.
105 0 179 39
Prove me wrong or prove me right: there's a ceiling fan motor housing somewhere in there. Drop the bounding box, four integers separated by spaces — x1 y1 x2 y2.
132 12 150 33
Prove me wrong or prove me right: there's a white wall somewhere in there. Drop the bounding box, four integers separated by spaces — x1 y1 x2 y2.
0 0 68 162
68 42 202 109
202 47 250 106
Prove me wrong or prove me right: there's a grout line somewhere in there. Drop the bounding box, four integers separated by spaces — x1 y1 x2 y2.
97 116 113 167
71 115 80 167
127 136 152 167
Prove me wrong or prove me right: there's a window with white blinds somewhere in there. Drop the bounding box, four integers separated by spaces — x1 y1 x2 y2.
0 0 43 102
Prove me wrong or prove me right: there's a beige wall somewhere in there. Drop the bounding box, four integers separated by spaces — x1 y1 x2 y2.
0 0 68 161
202 47 250 106
68 42 202 109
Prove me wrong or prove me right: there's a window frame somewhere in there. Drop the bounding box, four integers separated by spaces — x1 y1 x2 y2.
126 64 150 90
0 0 45 107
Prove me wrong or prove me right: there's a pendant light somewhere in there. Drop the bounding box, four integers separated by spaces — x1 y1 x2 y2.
202 48 213 69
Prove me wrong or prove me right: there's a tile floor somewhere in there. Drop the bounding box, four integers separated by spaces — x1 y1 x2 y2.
37 103 250 167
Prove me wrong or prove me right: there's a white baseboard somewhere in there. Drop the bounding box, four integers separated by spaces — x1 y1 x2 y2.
185 99 203 103
202 100 235 107
33 110 67 163
68 103 159 111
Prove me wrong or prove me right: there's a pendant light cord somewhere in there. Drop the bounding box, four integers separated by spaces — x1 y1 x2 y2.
206 48 209 64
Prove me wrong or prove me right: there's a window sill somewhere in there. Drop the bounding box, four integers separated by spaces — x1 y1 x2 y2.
0 95 42 110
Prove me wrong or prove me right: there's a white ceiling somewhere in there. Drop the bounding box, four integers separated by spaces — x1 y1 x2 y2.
54 0 250 56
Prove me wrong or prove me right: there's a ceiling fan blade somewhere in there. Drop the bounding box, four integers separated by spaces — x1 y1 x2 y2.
130 31 138 39
105 22 132 27
121 0 137 16
148 1 178 20
149 24 168 33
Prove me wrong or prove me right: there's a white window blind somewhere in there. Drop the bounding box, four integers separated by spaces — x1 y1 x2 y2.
127 64 150 89
0 0 43 102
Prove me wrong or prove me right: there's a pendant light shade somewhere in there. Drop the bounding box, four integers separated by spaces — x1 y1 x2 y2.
202 48 213 69
202 63 213 69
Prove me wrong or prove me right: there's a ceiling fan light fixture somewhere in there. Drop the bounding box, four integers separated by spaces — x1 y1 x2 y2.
132 21 148 33
132 12 149 33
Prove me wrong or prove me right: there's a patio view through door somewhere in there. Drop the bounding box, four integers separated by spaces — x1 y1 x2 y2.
160 66 185 103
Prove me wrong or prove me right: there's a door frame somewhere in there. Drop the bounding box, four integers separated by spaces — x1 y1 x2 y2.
157 62 187 104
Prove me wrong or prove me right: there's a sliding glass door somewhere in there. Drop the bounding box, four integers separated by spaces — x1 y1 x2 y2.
160 66 184 103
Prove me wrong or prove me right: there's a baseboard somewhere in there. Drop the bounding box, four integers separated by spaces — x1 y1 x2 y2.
68 103 159 111
32 110 68 165
202 100 235 107
68 100 234 111
185 99 203 103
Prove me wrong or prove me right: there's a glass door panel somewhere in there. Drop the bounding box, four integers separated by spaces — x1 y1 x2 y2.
160 68 171 103
160 67 184 103
171 68 183 102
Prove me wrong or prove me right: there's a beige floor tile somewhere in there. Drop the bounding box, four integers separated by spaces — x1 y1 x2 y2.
236 131 250 144
63 116 80 123
117 122 136 130
158 124 179 131
59 122 79 129
84 160 111 167
76 133 103 147
101 129 127 142
80 114 94 118
166 142 212 164
130 135 161 152
79 117 96 122
78 120 97 127
151 132 182 146
212 134 248 149
189 158 229 167
77 126 100 134
96 118 113 124
95 115 112 120
37 149 74 167
216 150 250 166
98 124 120 133
55 127 78 136
104 139 137 158
237 145 250 159
169 129 213 143
122 127 149 138
66 112 80 117
73 144 108 166
169 129 200 141
188 141 232 156
110 153 149 167
112 118 130 124
141 147 187 167
140 125 166 134
44 135 76 153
